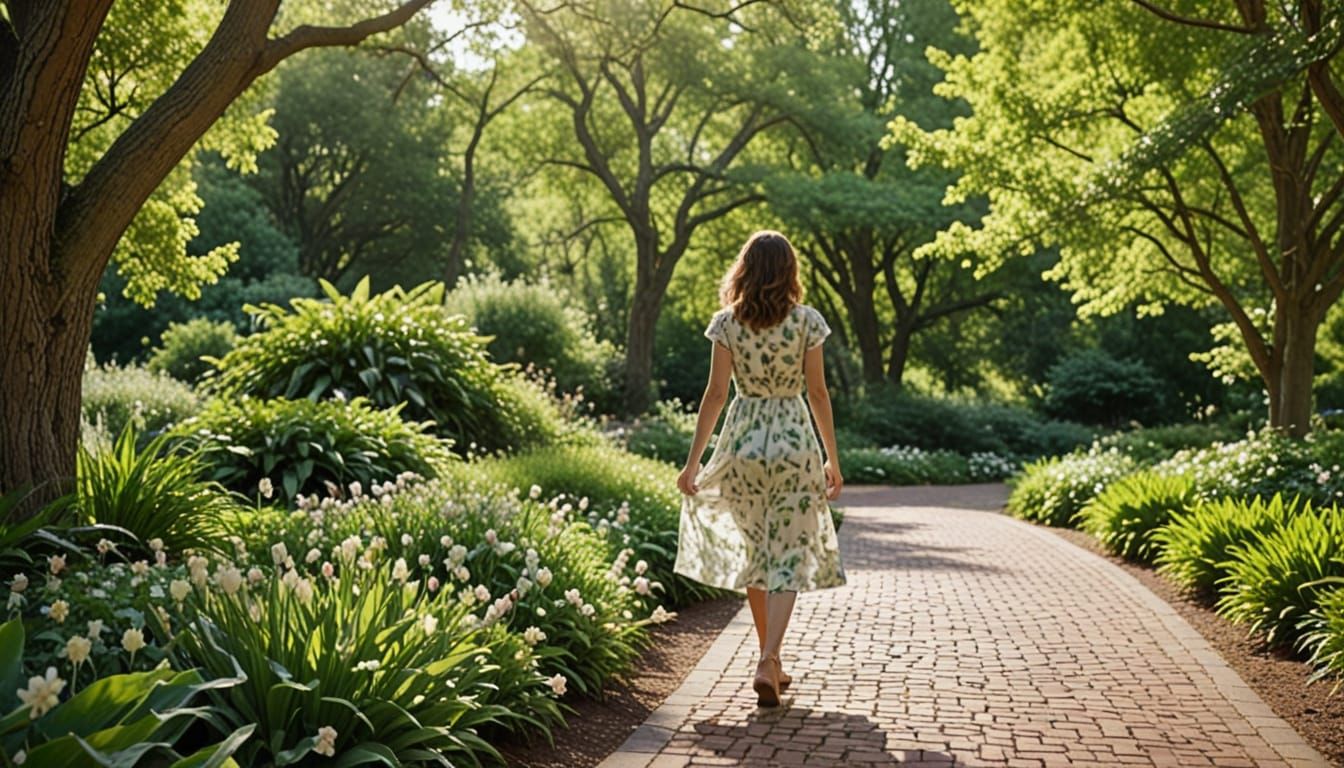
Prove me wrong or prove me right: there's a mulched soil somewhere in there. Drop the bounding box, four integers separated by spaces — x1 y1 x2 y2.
1044 525 1344 767
497 596 744 768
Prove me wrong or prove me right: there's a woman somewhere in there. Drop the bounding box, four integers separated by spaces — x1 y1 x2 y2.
674 229 846 708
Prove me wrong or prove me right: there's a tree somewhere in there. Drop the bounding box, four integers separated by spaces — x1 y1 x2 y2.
893 0 1344 435
0 0 435 501
520 0 820 415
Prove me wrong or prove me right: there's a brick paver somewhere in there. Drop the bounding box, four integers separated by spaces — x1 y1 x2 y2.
596 484 1330 768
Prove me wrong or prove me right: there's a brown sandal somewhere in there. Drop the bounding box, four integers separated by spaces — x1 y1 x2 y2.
753 656 782 707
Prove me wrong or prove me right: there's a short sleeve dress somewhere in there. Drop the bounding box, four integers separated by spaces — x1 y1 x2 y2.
673 304 847 593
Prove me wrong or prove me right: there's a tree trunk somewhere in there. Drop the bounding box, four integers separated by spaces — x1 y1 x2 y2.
623 238 669 415
1272 304 1319 436
886 321 916 387
839 262 884 383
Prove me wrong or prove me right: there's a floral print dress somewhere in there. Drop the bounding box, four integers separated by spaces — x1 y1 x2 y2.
674 304 847 593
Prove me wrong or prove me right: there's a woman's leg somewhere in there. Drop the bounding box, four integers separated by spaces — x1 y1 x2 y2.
762 590 796 661
748 586 791 687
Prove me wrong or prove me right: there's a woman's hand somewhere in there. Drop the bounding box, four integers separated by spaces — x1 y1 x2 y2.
677 462 701 496
824 460 843 500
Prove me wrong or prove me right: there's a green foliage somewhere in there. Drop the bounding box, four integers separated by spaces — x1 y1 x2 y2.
82 361 199 441
146 317 237 383
475 444 720 608
1155 428 1344 504
623 398 701 464
1043 349 1167 427
1006 447 1137 527
206 277 562 454
843 446 1016 485
175 396 456 507
1153 494 1299 595
1299 585 1344 692
75 425 237 555
1095 422 1238 466
234 472 654 697
445 273 621 414
1217 504 1344 647
835 386 1093 460
0 618 252 767
1077 471 1196 563
171 554 556 766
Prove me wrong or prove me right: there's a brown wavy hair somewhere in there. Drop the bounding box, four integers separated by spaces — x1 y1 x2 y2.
720 230 803 331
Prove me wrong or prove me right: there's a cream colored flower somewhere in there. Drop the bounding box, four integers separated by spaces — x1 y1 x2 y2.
17 667 64 719
535 567 553 588
148 537 164 552
270 542 289 566
650 606 676 624
47 600 69 624
170 579 191 603
523 626 546 645
314 725 337 757
10 573 27 593
121 628 145 654
294 578 314 605
391 558 409 583
258 477 275 499
65 635 92 665
217 567 244 595
87 619 104 638
547 673 567 696
48 555 66 576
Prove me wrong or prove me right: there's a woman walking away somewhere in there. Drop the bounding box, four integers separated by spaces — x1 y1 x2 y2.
674 229 846 708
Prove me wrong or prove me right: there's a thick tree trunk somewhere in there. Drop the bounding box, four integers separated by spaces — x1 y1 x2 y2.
886 321 916 387
1272 305 1319 436
839 263 884 383
623 238 670 415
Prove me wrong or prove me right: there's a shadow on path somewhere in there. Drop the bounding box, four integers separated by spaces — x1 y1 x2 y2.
690 706 956 767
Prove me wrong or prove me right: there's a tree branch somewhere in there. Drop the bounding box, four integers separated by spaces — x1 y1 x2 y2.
1126 0 1258 33
259 0 437 73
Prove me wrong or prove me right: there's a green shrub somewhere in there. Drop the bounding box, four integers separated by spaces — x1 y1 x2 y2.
1077 471 1197 563
206 277 562 454
1043 349 1167 426
475 444 719 608
1096 422 1238 466
624 398 698 463
844 446 968 485
175 396 456 506
1217 503 1344 647
235 473 652 696
171 553 558 766
1299 585 1344 691
74 424 238 555
0 619 251 766
1006 447 1137 527
82 361 198 439
1153 494 1300 595
146 317 237 383
446 272 621 414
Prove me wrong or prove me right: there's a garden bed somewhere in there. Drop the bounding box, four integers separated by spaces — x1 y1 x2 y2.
1044 525 1344 767
499 596 743 767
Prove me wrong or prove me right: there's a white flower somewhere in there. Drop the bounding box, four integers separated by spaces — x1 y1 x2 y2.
248 567 266 584
420 614 438 634
131 560 149 576
523 626 546 645
348 481 362 498
427 576 440 592
48 555 66 576
314 725 337 757
188 555 209 587
282 569 299 590
547 673 567 696
47 600 69 623
529 484 542 499
484 529 497 545
536 568 553 588
579 496 589 511
14 751 24 765
516 576 533 596
650 606 676 624
454 566 470 582
439 535 453 548
271 543 289 566
155 551 167 568
535 606 546 617
418 554 431 568
258 477 275 499
217 567 244 595
65 635 92 665
474 584 490 602
400 533 413 547
448 544 467 565
321 562 335 580
96 538 115 555
10 573 27 593
564 588 582 606
17 667 64 719
170 580 191 603
121 628 145 654
391 558 410 583
87 619 104 638
294 578 314 605
305 548 321 564
633 577 650 596
355 659 381 672
634 560 648 575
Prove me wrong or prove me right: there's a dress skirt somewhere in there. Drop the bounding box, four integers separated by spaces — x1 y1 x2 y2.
673 393 847 593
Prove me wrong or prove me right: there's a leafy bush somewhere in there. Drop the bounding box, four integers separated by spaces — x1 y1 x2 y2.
845 446 965 484
146 317 237 383
0 619 252 766
234 472 656 696
171 552 559 766
1217 503 1344 647
175 396 456 506
1006 447 1137 527
82 361 198 440
206 277 563 454
835 385 1092 459
1095 422 1238 466
446 272 621 414
1077 471 1197 563
1299 585 1344 691
74 425 238 555
624 398 698 463
1043 349 1167 426
475 444 718 608
1153 494 1300 595
1155 427 1344 503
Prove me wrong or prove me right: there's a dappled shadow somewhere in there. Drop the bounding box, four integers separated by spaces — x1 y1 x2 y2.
690 706 955 766
838 518 1005 574
841 483 1010 512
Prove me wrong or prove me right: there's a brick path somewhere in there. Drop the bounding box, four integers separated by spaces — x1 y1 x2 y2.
596 484 1330 768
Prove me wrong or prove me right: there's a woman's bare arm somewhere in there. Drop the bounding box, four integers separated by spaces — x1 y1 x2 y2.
804 344 842 499
677 341 733 495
